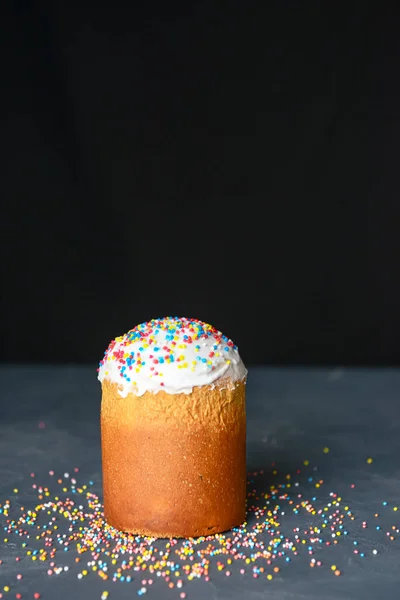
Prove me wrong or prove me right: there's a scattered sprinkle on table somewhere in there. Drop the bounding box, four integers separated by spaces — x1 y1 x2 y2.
0 453 398 598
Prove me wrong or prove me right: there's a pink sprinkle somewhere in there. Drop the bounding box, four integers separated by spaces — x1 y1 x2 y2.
74 467 79 472
47 569 53 575
30 473 35 478
351 484 355 488
225 570 231 576
240 569 245 574
180 594 186 599
142 580 147 585
148 579 153 585
38 421 46 429
49 471 54 476
16 573 22 579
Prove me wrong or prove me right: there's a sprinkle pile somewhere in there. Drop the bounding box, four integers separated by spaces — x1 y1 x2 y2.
1 455 398 598
97 317 245 395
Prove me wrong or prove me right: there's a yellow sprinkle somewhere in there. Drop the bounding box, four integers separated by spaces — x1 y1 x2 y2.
394 507 398 512
13 488 18 493
304 460 309 466
367 457 373 464
323 447 330 454
4 586 10 592
331 564 337 571
267 574 273 580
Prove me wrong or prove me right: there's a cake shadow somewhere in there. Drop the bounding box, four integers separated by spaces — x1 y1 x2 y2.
245 445 332 512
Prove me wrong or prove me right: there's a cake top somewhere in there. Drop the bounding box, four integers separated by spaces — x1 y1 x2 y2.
98 316 247 397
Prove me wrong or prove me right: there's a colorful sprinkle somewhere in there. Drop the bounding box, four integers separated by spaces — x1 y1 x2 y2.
0 454 398 598
98 317 245 396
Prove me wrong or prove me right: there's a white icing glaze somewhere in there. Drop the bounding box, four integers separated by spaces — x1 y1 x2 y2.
98 317 247 397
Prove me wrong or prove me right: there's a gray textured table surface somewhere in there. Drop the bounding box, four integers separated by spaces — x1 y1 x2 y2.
1 366 400 599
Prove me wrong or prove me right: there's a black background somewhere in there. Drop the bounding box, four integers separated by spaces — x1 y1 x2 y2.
2 2 400 366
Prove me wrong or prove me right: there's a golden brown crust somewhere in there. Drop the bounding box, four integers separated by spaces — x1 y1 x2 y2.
101 378 246 537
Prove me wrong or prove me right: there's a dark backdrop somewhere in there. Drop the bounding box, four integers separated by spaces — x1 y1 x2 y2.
2 2 400 366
